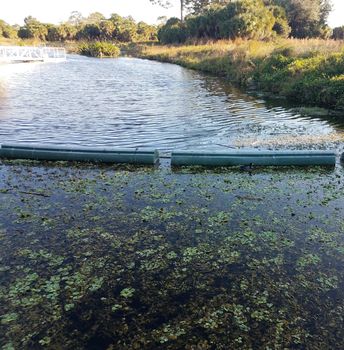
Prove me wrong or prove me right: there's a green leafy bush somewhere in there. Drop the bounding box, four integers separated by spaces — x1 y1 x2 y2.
158 18 188 44
332 26 344 40
255 51 344 110
158 0 290 44
0 19 17 39
78 42 120 58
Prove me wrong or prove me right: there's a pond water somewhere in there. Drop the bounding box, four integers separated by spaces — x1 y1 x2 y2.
0 161 343 349
0 54 344 349
0 55 343 152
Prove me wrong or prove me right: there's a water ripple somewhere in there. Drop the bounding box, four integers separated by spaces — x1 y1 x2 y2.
0 56 343 151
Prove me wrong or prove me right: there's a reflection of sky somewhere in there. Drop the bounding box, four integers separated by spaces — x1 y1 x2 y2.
0 56 343 152
0 88 7 117
0 62 41 78
0 62 42 119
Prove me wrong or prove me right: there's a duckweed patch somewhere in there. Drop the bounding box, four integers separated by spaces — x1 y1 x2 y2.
0 160 343 349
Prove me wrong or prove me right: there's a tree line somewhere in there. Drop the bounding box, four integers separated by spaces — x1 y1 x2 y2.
1 1 343 44
153 0 341 43
0 12 158 42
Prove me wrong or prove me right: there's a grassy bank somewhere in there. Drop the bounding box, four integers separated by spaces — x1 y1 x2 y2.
134 39 344 111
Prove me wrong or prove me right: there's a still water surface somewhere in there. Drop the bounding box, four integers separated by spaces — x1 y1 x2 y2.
0 55 343 151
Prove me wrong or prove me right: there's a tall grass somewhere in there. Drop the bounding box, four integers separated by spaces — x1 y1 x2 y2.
139 39 344 66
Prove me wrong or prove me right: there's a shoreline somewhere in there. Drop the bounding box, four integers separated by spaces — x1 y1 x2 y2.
124 39 344 113
2 38 344 113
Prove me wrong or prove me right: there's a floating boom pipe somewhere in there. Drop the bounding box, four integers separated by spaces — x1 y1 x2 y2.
171 150 336 167
0 144 158 165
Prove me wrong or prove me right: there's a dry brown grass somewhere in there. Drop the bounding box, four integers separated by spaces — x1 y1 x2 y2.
141 38 344 63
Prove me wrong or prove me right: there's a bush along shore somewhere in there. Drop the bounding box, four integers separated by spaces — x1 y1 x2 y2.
134 39 344 111
78 42 120 58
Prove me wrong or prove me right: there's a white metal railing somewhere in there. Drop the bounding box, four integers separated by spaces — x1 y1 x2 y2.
0 46 66 63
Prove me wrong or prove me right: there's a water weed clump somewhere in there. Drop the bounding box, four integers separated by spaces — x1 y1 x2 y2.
78 42 120 58
0 160 343 349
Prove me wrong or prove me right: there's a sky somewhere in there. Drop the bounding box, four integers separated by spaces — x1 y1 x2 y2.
0 0 343 27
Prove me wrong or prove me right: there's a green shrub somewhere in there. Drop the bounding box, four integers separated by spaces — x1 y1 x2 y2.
78 42 120 58
269 6 290 38
158 18 188 44
273 46 296 57
158 0 289 44
0 19 17 39
216 0 276 40
255 51 344 110
332 26 344 40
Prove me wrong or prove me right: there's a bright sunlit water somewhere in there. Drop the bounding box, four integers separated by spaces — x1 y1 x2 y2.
0 55 343 151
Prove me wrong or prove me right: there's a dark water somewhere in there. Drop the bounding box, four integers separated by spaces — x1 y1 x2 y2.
0 161 343 349
0 55 343 151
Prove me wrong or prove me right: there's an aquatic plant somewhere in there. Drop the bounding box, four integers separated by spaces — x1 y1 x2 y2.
78 42 120 58
0 160 343 349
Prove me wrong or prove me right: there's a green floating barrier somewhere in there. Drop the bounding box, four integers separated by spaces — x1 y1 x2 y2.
171 150 336 167
0 144 159 165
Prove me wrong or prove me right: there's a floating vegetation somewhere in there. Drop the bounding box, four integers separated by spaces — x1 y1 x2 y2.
233 132 344 149
0 159 343 349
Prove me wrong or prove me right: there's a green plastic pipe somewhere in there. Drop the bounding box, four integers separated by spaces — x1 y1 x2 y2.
0 144 159 165
171 150 336 167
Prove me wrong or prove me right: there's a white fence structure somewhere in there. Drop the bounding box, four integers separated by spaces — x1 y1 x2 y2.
0 46 66 63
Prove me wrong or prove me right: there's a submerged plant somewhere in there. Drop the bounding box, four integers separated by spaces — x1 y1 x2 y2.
0 160 343 349
120 288 135 299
